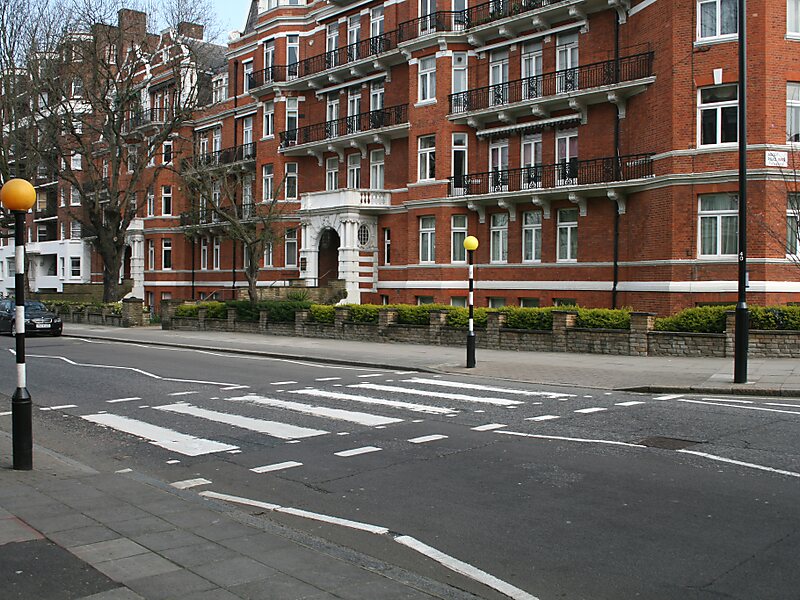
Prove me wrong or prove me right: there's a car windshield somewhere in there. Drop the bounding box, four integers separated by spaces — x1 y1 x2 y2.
24 301 47 311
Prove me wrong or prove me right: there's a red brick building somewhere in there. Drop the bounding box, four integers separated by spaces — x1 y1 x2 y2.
8 0 800 315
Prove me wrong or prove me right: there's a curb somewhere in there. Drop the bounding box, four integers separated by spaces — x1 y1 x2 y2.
620 385 800 397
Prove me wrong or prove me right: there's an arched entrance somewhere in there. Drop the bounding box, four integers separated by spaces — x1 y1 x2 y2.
317 228 340 286
123 246 132 280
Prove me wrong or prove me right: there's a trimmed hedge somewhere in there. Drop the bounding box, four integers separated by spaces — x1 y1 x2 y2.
392 304 453 325
500 306 555 331
309 305 335 324
174 300 311 322
346 304 381 324
654 305 732 334
575 307 631 330
446 307 489 329
749 305 800 330
46 301 123 315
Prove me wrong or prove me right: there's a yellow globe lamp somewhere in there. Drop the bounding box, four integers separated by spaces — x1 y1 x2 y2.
463 235 479 252
0 178 36 212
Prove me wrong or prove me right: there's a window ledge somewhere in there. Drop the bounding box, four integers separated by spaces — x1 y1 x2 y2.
408 179 449 188
786 33 800 41
694 34 738 47
414 99 438 108
556 259 578 264
697 255 738 261
697 142 739 150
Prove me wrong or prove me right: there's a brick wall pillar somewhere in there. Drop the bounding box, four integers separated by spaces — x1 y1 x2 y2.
121 297 144 327
259 309 269 334
198 307 207 331
378 308 398 337
295 309 309 336
428 310 448 345
629 312 655 356
227 308 236 330
486 311 506 348
100 307 109 325
334 307 351 339
725 311 736 357
160 299 181 330
552 310 577 352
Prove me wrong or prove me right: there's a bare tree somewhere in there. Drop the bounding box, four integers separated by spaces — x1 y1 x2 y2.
23 0 221 301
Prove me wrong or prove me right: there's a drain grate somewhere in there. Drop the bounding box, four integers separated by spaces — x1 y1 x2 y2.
638 436 702 450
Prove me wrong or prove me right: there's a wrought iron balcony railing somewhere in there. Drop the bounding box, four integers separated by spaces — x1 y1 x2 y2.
298 29 403 78
448 153 654 196
187 142 256 169
279 104 408 149
397 11 469 38
449 53 654 115
463 0 556 28
123 107 170 132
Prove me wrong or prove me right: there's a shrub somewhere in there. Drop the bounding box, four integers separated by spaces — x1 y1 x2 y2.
287 288 310 302
309 304 335 323
500 306 555 331
198 301 227 319
392 304 452 325
655 305 733 333
259 299 311 322
226 300 260 322
346 304 381 324
749 305 800 330
175 304 199 318
446 307 488 328
575 307 631 330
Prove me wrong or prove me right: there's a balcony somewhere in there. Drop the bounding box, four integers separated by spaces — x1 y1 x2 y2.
300 189 391 212
185 142 256 171
122 107 169 134
279 104 409 157
396 11 470 40
449 53 654 126
449 153 654 198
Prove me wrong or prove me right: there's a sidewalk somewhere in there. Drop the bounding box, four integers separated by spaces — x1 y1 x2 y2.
0 430 486 600
63 323 800 396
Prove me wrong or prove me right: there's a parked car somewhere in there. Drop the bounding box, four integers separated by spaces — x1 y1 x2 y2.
0 300 63 336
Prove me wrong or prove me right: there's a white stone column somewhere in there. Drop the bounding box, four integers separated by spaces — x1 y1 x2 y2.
126 219 145 299
338 218 361 304
299 222 318 286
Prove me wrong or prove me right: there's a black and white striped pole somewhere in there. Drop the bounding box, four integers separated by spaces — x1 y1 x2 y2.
464 235 479 368
1 178 36 470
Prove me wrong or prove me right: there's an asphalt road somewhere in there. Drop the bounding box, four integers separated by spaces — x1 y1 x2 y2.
1 335 799 600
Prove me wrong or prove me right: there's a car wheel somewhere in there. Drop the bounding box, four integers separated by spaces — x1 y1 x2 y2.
51 330 62 337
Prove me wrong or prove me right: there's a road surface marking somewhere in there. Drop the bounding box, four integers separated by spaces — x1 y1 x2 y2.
701 397 753 404
335 446 381 457
677 449 800 478
153 403 328 440
654 394 684 400
402 378 574 398
615 401 646 407
166 460 180 464
290 389 456 415
200 491 538 600
168 391 198 397
472 423 507 431
357 373 384 378
228 394 403 426
337 432 350 436
395 536 539 600
115 468 132 473
583 395 593 398
408 434 448 444
0 411 11 416
81 413 238 456
412 419 425 423
286 440 302 444
170 478 211 489
221 385 248 390
498 430 646 448
351 383 523 406
677 399 800 416
766 402 800 408
40 405 77 411
228 449 242 453
271 381 297 385
251 461 303 474
107 397 142 404
394 371 418 374
525 415 560 422
574 407 607 414
315 377 341 381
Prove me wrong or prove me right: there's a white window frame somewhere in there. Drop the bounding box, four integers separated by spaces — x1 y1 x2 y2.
213 237 221 270
285 228 298 267
162 140 173 164
70 185 80 206
452 133 468 195
286 97 299 133
419 216 436 264
490 212 509 264
200 237 208 270
71 153 82 170
370 149 384 189
347 153 361 188
522 211 542 263
788 193 800 256
162 238 172 270
243 60 253 93
788 83 800 143
147 240 155 270
70 220 82 239
418 56 436 102
262 164 274 201
698 84 738 146
146 188 155 216
326 157 338 191
285 162 298 199
264 242 273 267
383 227 390 265
70 257 81 278
697 0 738 41
557 208 578 262
451 214 467 263
452 52 468 94
161 185 172 216
698 193 738 257
418 135 436 181
263 101 274 137
790 0 800 35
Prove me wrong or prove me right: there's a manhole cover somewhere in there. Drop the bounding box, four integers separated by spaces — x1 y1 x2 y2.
638 436 701 450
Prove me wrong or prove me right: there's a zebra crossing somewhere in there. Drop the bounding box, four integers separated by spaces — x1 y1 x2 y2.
58 373 649 460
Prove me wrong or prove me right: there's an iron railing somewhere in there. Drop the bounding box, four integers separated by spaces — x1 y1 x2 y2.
397 11 469 39
123 107 170 132
189 142 256 168
279 104 408 148
298 29 403 78
463 0 557 28
448 153 654 196
449 53 654 114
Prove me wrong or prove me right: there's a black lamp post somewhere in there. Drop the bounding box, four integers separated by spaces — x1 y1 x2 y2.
734 0 749 383
0 178 36 470
463 235 479 368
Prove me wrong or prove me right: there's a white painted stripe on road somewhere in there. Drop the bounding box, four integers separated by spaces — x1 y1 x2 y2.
654 394 684 400
525 415 560 422
677 449 800 478
40 405 77 411
701 397 753 404
677 399 800 416
574 407 607 414
200 491 536 600
766 402 800 408
315 377 341 381
615 401 646 407
199 491 389 534
408 434 448 444
271 381 297 385
169 391 199 397
170 478 212 489
351 383 523 407
498 430 647 448
229 394 403 426
335 446 381 457
0 411 11 416
221 385 249 390
81 413 238 456
251 461 303 474
289 388 457 415
404 378 574 398
357 373 384 378
166 460 180 464
115 468 132 474
395 536 539 600
471 423 507 431
153 403 328 440
107 397 142 404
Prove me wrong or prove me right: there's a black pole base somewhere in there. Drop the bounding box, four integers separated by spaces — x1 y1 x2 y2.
733 303 749 384
466 333 476 369
12 386 32 471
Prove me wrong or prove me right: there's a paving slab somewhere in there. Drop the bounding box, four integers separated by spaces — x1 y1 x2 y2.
0 517 44 545
71 538 150 563
133 529 208 552
159 541 240 569
93 552 182 583
124 567 217 600
191 556 277 587
49 524 121 548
